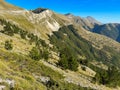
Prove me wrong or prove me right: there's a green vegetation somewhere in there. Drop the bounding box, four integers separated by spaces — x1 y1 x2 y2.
20 30 28 39
42 48 49 60
0 19 50 61
0 48 93 90
4 40 13 50
49 25 120 69
0 18 96 90
29 47 49 61
29 47 41 60
91 64 120 87
1 16 120 89
58 47 79 71
94 66 120 87
49 25 120 88
49 25 108 70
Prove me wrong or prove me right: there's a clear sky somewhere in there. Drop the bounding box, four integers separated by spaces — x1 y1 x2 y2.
6 0 120 23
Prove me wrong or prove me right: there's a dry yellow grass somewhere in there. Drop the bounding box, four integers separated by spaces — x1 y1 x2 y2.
0 33 34 55
0 0 22 10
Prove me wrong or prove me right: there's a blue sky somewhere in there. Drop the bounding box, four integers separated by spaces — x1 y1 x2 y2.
6 0 120 23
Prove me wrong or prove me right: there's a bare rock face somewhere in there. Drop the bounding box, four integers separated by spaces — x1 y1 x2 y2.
32 8 47 14
0 78 15 90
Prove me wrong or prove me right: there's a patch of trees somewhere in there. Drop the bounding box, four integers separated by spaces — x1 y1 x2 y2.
29 34 49 61
58 47 79 71
29 47 49 61
29 47 41 60
93 66 120 87
29 35 49 61
0 19 50 61
0 19 38 42
0 19 20 36
49 25 111 69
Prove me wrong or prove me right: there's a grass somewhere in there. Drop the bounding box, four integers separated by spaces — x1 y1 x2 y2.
2 13 35 30
0 45 96 90
0 48 63 89
0 33 33 55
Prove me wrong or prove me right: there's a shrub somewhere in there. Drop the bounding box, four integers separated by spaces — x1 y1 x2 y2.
29 47 41 60
4 40 13 50
93 66 120 87
58 48 79 71
20 30 28 39
4 24 14 36
42 49 49 60
81 66 86 71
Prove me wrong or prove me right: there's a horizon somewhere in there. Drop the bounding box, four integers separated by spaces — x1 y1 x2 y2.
5 0 120 23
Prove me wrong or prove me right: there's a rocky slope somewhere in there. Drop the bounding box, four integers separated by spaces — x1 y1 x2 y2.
0 8 71 41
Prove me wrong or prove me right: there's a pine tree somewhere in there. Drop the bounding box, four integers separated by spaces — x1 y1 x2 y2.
4 40 13 50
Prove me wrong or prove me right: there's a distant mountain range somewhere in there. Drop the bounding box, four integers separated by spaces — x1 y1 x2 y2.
65 13 101 30
92 23 120 42
65 13 120 42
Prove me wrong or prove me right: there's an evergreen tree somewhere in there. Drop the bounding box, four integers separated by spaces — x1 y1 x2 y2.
42 49 49 60
68 57 79 71
29 47 41 60
4 40 13 50
20 30 28 39
4 24 14 36
58 47 79 71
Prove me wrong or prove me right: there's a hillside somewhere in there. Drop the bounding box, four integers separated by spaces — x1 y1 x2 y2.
0 0 22 10
0 8 71 41
92 23 120 42
0 1 120 90
0 17 115 90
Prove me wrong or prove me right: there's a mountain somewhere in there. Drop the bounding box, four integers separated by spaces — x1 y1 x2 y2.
68 13 120 43
0 0 22 10
0 7 71 40
65 13 101 30
0 1 120 90
86 16 101 25
32 8 47 13
92 23 120 42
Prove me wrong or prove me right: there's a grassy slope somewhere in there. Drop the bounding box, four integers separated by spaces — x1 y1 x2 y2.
49 25 120 69
0 0 22 10
0 20 95 90
0 40 94 90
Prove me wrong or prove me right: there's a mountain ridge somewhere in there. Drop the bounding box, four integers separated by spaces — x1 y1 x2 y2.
0 0 23 10
92 23 120 42
65 13 101 31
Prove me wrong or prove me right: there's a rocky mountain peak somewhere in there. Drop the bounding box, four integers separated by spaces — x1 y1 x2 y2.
86 16 101 25
65 13 75 18
32 8 48 14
